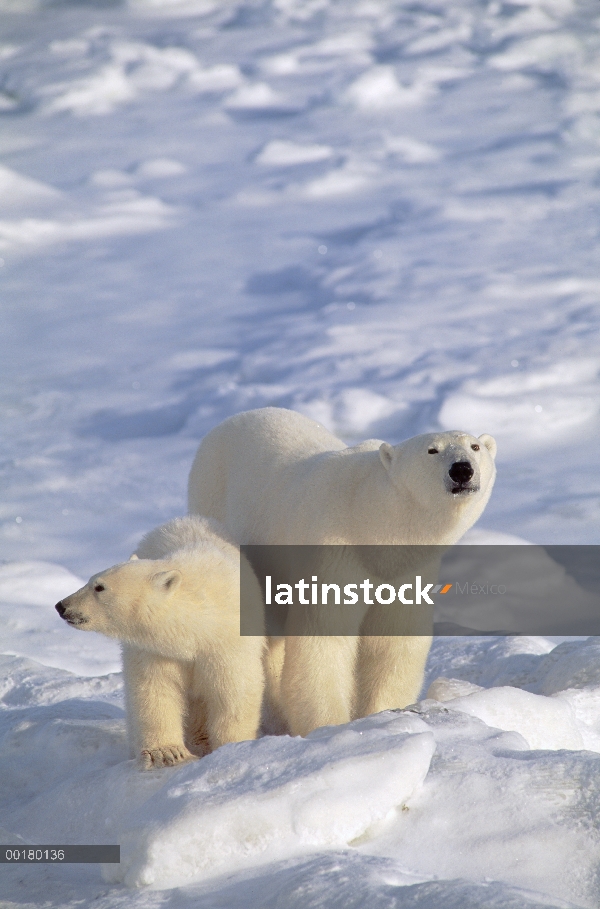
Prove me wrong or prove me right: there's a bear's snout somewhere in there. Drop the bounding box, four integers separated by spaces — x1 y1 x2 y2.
448 461 474 485
55 599 88 627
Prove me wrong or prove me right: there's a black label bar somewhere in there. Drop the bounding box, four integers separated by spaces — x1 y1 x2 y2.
1 846 120 863
240 545 600 636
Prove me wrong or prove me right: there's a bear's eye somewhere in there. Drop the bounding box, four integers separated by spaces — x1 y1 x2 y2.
428 448 438 454
471 444 480 451
94 584 105 593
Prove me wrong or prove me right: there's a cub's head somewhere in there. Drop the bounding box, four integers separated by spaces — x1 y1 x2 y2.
55 559 181 643
379 429 497 532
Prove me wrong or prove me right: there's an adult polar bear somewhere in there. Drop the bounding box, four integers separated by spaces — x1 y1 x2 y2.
188 407 497 736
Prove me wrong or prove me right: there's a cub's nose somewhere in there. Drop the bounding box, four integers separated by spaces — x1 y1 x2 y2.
449 461 474 484
55 601 66 617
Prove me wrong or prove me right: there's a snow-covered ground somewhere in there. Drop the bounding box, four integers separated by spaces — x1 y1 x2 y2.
1 0 600 906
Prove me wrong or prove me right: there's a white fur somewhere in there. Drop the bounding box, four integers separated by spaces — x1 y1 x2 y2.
188 407 497 736
57 516 265 769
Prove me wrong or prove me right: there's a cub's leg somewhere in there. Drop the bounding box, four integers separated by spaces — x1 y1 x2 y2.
262 636 289 734
122 644 196 770
186 695 211 757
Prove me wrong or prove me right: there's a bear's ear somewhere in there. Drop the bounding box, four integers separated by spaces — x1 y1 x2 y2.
379 442 394 472
151 569 181 594
478 434 497 460
129 553 139 561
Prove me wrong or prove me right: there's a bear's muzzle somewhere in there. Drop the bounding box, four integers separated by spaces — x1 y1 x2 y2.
55 600 89 627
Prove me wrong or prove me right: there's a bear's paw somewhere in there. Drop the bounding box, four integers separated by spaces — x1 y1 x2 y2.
139 744 197 771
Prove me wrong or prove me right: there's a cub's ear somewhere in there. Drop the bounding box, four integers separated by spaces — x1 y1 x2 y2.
379 442 394 472
151 569 181 593
478 434 497 460
129 553 139 561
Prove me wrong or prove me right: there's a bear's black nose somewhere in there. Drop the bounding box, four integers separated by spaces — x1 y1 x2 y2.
55 601 66 617
449 461 474 485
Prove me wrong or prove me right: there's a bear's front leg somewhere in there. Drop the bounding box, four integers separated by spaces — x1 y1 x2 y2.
122 645 197 770
280 636 358 736
354 634 432 717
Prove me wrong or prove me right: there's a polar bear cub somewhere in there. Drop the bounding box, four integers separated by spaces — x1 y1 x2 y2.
188 407 497 736
55 516 265 769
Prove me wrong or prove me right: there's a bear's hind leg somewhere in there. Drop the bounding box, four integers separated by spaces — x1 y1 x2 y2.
262 636 289 734
186 695 211 757
195 636 265 750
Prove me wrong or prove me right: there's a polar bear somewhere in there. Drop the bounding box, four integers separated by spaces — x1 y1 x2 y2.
188 408 497 737
55 516 265 769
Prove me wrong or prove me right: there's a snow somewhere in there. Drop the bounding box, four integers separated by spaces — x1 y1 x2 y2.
0 562 121 675
439 684 585 750
1 0 600 905
5 637 600 907
256 140 335 166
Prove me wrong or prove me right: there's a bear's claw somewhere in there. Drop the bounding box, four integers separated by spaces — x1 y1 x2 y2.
139 745 197 770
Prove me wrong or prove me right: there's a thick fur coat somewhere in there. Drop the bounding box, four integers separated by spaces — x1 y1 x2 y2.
56 516 265 768
188 408 497 736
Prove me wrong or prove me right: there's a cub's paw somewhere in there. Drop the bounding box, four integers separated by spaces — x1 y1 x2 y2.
139 744 197 771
